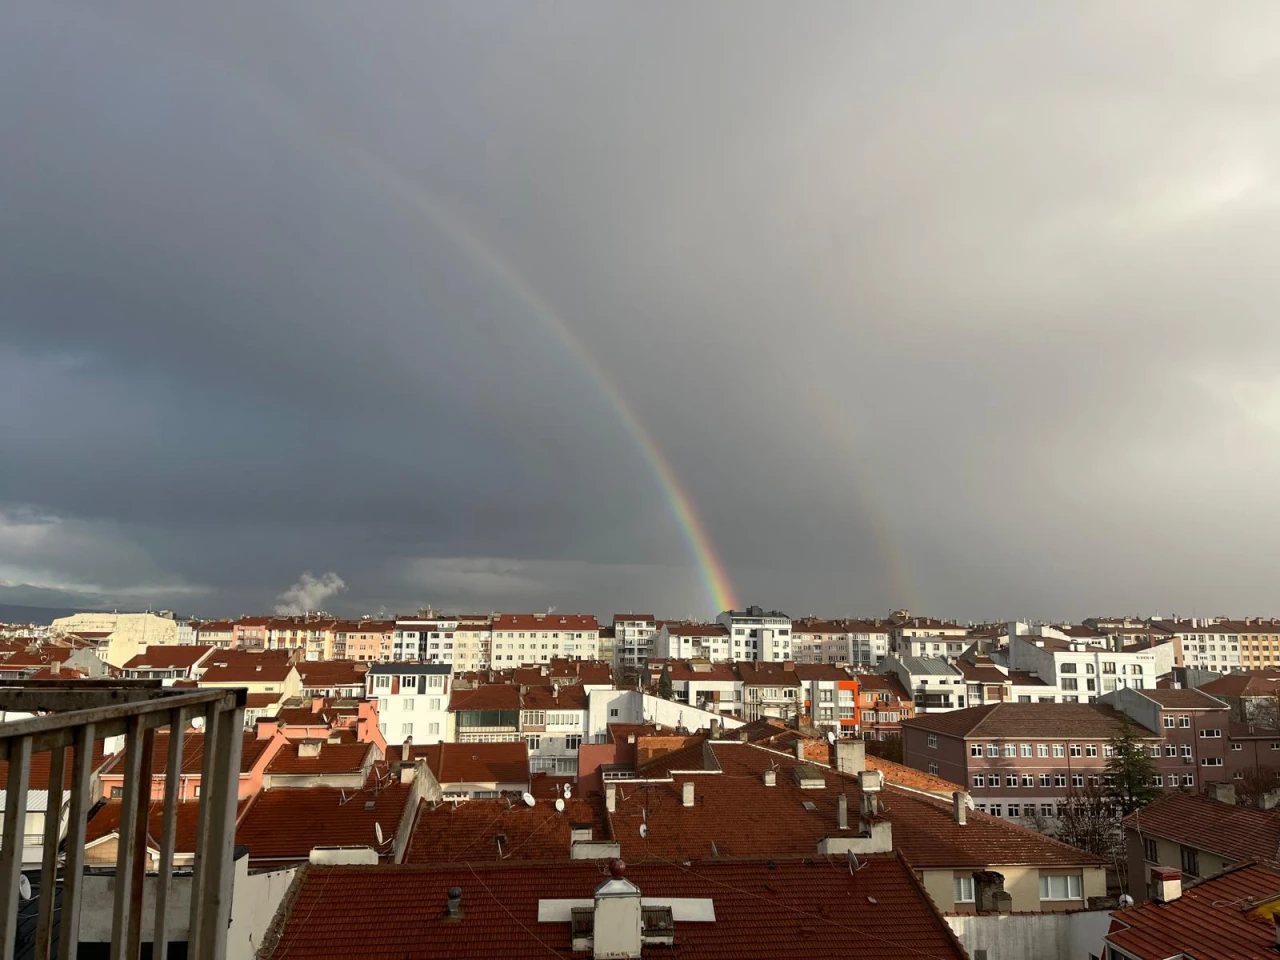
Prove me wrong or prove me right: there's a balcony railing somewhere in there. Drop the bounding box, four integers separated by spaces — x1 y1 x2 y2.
0 678 245 960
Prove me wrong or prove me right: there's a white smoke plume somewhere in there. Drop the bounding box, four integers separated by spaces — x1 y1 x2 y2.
274 571 346 616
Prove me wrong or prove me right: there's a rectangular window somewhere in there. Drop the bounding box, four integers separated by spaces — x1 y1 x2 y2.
1181 846 1199 877
1232 743 1243 752
953 876 975 903
973 775 985 788
1039 874 1082 900
1004 744 1017 758
1199 729 1221 738
1163 716 1175 728
1022 775 1034 787
1006 775 1018 788
1085 745 1098 757
1069 744 1082 757
1008 803 1021 817
1201 757 1223 767
1182 774 1195 787
970 744 984 757
986 744 998 757
1179 716 1191 728
1037 744 1049 758
1052 744 1065 758
1071 774 1084 787
1165 745 1177 757
1039 774 1051 787
928 734 938 749
928 762 939 775
1020 744 1032 757
1054 774 1066 787
1041 803 1055 817
1151 775 1163 786
1181 745 1192 758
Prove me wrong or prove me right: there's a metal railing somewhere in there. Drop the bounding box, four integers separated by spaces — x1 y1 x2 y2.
0 679 246 960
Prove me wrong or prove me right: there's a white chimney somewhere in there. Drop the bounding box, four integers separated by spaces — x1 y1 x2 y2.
297 740 322 758
605 783 617 813
1151 866 1182 903
794 739 806 760
762 770 776 787
837 793 849 830
953 791 967 826
834 740 865 775
593 861 642 960
682 782 695 807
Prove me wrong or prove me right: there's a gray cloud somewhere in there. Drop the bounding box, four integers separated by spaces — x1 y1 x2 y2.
5 1 1280 620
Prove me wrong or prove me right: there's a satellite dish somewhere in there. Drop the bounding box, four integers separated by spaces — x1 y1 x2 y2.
826 731 836 744
555 798 566 812
1118 894 1135 908
522 792 536 807
374 822 384 845
563 783 572 799
18 875 30 900
190 716 205 730
639 823 649 839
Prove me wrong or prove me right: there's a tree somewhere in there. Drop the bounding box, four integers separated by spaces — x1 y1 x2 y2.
1236 766 1280 808
1056 780 1123 861
658 663 673 700
1104 720 1161 816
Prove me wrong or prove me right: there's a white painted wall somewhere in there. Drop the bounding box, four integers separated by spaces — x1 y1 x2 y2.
946 909 1112 960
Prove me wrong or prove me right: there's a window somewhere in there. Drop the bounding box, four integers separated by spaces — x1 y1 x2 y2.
1062 678 1078 691
610 708 619 718
1052 744 1065 758
428 722 440 735
1151 775 1163 786
1182 774 1195 787
1022 775 1034 787
1020 744 1032 757
990 804 1002 817
1060 663 1076 673
1054 774 1067 787
1069 744 1082 757
928 734 938 749
953 876 975 903
1181 846 1199 877
1037 744 1049 758
402 698 414 710
1103 745 1114 758
1004 744 1017 758
1271 743 1280 751
1201 757 1223 767
1179 716 1191 728
1085 744 1098 757
999 775 1013 788
1165 745 1177 757
1181 745 1192 758
566 735 582 750
1163 716 1175 728
401 723 413 735
986 744 999 757
526 735 541 750
970 744 984 757
1039 874 1082 900
1041 804 1055 817
110 786 123 799
1232 743 1243 752
1199 729 1221 739
1071 774 1084 787
1039 774 1051 787
928 762 940 775
973 775 985 788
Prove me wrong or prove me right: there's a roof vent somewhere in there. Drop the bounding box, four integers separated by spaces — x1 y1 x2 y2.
446 886 463 919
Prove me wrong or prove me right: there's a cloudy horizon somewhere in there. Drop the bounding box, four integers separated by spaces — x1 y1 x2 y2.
5 2 1280 623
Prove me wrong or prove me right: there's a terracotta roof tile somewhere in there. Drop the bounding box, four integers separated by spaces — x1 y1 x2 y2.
87 798 252 852
449 685 520 712
864 756 964 797
902 702 1156 739
0 740 106 790
1107 862 1280 959
263 856 967 960
102 731 278 777
1201 672 1280 698
406 795 607 864
122 645 214 670
1133 688 1228 709
265 741 376 777
296 661 368 687
1122 792 1280 865
236 783 412 865
198 650 295 684
422 742 528 785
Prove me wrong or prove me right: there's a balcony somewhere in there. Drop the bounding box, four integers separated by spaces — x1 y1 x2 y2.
0 678 245 959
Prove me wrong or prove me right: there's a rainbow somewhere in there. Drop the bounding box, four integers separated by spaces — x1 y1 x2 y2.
319 141 741 612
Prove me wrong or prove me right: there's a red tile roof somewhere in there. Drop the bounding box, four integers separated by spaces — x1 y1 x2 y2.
665 622 729 638
0 739 106 790
422 742 528 785
406 795 607 864
520 684 587 710
1122 792 1280 865
792 664 852 682
449 685 520 712
611 743 1103 870
902 702 1155 739
265 741 376 777
296 661 368 687
198 650 295 684
235 783 412 865
101 731 278 777
262 855 967 960
855 673 912 700
1132 688 1228 709
245 693 284 709
864 756 964 797
736 662 800 686
122 645 214 670
491 613 599 632
1201 672 1280 698
1106 862 1280 959
86 798 251 852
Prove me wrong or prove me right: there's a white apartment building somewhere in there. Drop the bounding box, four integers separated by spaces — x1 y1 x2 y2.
1007 635 1173 700
366 662 453 745
790 619 891 666
716 606 792 662
652 623 731 661
793 664 857 735
393 616 461 663
53 611 181 667
613 614 657 671
877 656 968 712
653 660 743 717
1147 617 1244 672
489 613 600 665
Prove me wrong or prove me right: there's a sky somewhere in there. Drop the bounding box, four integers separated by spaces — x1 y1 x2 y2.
5 2 1280 622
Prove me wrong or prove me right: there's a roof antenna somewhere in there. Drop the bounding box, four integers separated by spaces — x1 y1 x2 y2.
847 849 862 874
711 840 719 858
339 789 348 805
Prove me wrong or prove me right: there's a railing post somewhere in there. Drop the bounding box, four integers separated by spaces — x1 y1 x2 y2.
153 707 186 960
110 714 145 960
125 725 155 958
192 702 243 960
33 743 65 960
186 700 223 955
0 735 31 954
57 722 95 960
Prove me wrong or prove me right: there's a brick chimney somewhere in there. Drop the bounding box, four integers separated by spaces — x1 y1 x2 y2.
974 871 1009 913
1151 865 1182 903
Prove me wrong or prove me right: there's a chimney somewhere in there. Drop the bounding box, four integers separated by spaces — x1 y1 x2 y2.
682 782 695 807
834 740 865 775
402 736 413 764
1151 865 1182 903
794 739 806 761
1206 781 1236 805
837 793 849 830
953 791 968 826
763 769 776 787
593 860 642 960
738 729 749 742
974 871 1007 913
297 740 322 758
605 783 617 813
445 886 463 919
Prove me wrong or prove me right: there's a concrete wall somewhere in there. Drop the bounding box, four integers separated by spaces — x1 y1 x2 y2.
638 693 743 733
946 909 1113 960
228 860 299 959
922 865 1106 914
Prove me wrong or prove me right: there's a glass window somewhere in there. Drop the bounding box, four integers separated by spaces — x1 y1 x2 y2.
1039 874 1082 900
953 876 975 903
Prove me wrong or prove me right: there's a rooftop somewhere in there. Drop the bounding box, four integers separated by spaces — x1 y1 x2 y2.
120 645 215 670
422 742 529 785
1122 792 1280 865
902 702 1154 739
264 740 377 777
235 782 412 865
101 730 278 778
296 661 369 686
1130 688 1228 709
366 662 452 676
884 656 962 677
405 794 608 864
262 855 966 960
1106 862 1280 960
1201 671 1280 699
198 650 296 684
449 685 521 712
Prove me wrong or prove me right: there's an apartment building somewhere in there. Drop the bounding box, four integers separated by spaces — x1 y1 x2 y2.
1007 634 1172 700
736 661 802 722
366 662 453 745
612 614 656 671
790 618 890 665
231 616 271 649
716 606 792 661
890 615 969 659
794 663 858 736
648 659 742 716
651 622 730 661
121 644 215 683
52 611 181 666
393 615 461 662
878 655 967 712
451 619 491 672
856 672 915 739
335 619 395 661
489 613 600 664
1101 686 1231 786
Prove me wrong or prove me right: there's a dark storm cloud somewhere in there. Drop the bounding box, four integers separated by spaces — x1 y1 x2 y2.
5 1 1280 618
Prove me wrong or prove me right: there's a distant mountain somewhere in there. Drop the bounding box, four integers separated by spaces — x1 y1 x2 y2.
0 603 87 626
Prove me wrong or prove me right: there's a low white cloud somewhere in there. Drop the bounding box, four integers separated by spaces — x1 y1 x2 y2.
274 571 347 615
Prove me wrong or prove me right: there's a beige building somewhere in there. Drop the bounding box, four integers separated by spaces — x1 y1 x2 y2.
53 611 180 667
